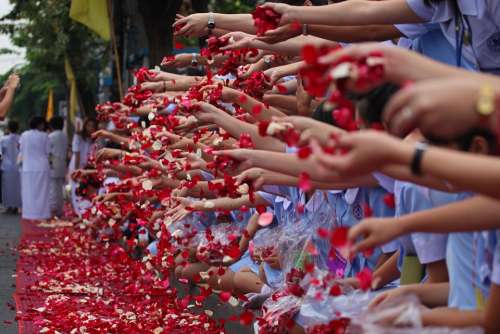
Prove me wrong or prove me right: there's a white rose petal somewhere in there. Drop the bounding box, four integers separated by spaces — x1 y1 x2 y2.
142 180 153 191
203 201 215 209
152 141 162 151
228 296 239 307
237 183 249 194
331 62 352 80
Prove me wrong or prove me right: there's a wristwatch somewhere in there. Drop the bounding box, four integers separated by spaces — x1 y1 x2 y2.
410 141 427 176
207 12 216 33
191 53 199 67
477 83 495 117
302 24 309 36
263 55 273 68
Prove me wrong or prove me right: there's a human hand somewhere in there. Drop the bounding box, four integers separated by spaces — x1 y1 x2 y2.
173 13 209 37
259 3 297 26
234 167 266 190
348 217 405 255
257 23 301 44
161 53 194 68
309 130 411 179
368 286 413 309
384 78 493 140
7 73 20 89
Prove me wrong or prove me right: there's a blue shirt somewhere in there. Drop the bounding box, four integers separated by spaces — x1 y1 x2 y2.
407 0 500 73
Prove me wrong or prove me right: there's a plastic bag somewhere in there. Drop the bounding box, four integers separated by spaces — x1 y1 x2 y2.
258 292 303 334
353 294 484 334
298 270 372 330
195 222 244 265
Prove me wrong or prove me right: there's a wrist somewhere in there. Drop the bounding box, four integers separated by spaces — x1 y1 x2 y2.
391 140 414 166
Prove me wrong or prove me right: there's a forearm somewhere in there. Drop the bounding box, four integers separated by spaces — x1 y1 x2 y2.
402 282 449 308
372 251 400 290
0 87 16 118
231 92 285 121
191 194 268 211
379 165 458 192
289 0 423 26
387 140 500 199
212 112 285 152
107 133 129 146
250 35 337 57
421 308 483 328
247 150 376 189
399 196 500 234
213 13 255 34
308 24 402 43
263 94 299 115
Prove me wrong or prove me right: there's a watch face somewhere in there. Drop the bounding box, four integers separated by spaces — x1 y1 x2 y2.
208 23 215 29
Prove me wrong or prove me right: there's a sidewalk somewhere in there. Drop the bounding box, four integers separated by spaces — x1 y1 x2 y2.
0 211 20 334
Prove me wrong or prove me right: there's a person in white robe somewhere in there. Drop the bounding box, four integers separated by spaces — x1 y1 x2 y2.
48 117 68 217
19 116 50 220
0 121 21 213
68 118 97 215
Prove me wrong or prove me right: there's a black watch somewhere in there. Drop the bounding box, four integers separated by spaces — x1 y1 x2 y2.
208 12 215 31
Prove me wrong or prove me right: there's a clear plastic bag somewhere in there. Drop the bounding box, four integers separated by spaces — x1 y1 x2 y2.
298 270 372 330
195 222 243 265
258 292 303 334
352 295 484 334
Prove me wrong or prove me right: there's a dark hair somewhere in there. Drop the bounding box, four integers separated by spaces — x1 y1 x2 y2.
7 120 19 133
79 117 97 140
29 116 47 131
427 128 497 154
312 100 339 127
351 84 400 127
49 116 64 130
138 115 151 129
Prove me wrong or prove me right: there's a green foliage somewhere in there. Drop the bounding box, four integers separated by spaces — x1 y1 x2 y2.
210 0 256 13
0 0 108 123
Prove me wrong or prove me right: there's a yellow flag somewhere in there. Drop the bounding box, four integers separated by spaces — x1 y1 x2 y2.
65 57 78 123
46 88 54 121
70 0 110 41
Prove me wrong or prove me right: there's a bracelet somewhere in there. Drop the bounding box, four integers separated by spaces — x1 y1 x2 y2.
302 23 308 36
410 142 427 176
476 82 495 118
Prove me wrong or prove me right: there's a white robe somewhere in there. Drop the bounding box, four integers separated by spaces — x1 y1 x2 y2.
0 133 21 208
19 130 50 220
48 130 68 215
68 134 93 215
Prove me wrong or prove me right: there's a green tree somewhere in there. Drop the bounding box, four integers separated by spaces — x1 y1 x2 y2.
0 0 107 124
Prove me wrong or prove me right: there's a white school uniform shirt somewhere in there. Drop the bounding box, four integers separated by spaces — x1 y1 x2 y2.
0 133 20 171
407 0 500 73
48 130 68 178
19 129 50 172
69 134 92 171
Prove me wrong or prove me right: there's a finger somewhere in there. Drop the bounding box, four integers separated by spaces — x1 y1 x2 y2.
368 294 386 309
172 15 187 27
177 24 192 36
383 85 414 127
347 224 366 244
350 237 377 255
388 103 418 138
254 176 265 190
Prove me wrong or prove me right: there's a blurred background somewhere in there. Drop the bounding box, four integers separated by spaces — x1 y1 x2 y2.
0 0 259 133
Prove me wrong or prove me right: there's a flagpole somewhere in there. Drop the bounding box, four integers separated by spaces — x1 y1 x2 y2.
107 0 124 100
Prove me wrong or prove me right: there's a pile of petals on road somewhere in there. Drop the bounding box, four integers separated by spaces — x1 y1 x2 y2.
14 222 225 334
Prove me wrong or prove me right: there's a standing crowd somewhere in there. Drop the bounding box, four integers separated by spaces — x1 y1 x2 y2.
10 0 500 333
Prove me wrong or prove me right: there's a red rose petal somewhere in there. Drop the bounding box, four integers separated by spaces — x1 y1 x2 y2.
257 212 274 227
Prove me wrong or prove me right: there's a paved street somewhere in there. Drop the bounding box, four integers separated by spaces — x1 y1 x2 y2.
0 211 19 334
